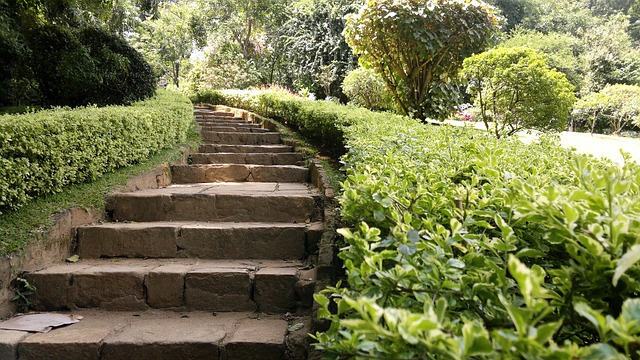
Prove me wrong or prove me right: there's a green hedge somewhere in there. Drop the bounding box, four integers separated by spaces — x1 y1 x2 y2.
0 90 194 214
196 88 640 358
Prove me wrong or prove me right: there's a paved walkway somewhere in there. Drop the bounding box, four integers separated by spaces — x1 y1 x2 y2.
443 120 640 165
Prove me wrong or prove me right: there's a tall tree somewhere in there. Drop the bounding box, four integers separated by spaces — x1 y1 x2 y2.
280 0 360 97
131 1 205 87
344 0 500 120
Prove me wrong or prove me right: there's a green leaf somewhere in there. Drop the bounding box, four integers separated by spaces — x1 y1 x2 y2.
575 302 609 340
613 244 640 286
582 343 626 360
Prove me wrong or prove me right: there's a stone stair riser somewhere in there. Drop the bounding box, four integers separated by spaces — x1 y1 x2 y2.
76 223 323 260
24 264 314 312
198 144 293 153
190 152 303 165
108 194 321 223
171 164 309 183
201 132 281 145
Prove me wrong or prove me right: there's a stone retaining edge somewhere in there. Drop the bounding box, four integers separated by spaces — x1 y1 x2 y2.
0 164 175 319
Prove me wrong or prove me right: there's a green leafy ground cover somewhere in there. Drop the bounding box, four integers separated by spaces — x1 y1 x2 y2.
0 90 195 214
200 89 640 358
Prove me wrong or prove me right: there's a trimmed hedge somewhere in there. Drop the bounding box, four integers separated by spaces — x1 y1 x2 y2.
0 90 194 214
195 88 640 358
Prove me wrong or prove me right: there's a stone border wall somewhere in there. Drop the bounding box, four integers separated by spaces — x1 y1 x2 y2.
0 165 174 319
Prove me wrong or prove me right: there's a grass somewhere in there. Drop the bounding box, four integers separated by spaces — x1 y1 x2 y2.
0 133 201 257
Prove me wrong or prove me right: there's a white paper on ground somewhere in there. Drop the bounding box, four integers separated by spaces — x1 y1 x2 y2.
0 313 81 333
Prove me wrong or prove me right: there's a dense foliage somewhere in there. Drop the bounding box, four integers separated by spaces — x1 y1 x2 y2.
341 67 392 111
343 0 499 120
573 84 640 135
0 90 194 214
211 90 640 357
462 47 576 138
0 0 156 107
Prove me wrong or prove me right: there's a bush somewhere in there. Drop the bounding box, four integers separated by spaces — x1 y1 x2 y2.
462 47 576 138
311 103 640 358
76 27 157 106
21 24 156 107
197 89 640 357
26 24 95 107
573 84 640 135
342 67 393 111
0 90 194 214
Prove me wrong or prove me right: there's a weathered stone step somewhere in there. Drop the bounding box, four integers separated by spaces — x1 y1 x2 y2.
198 122 261 128
172 164 309 183
76 221 323 260
107 183 322 223
199 144 293 154
197 126 271 133
202 131 281 145
194 110 234 117
191 152 303 165
1 310 309 360
24 259 315 313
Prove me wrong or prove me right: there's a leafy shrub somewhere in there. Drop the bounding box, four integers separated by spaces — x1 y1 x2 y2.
196 89 640 357
342 67 393 111
462 47 576 138
312 107 640 358
76 27 156 106
21 24 155 107
26 24 95 107
0 90 194 214
573 84 640 135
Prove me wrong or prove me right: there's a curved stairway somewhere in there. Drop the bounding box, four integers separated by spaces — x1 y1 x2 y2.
1 106 324 359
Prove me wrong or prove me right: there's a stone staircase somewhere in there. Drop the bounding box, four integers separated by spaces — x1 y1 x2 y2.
0 106 330 359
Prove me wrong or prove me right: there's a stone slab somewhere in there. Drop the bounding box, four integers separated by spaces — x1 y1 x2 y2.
108 183 320 223
254 267 299 313
171 164 309 183
201 132 281 145
77 224 178 259
190 152 302 165
198 144 293 153
222 318 288 360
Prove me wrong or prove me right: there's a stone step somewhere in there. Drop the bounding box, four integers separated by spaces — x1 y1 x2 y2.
202 131 281 145
172 164 309 183
191 152 303 165
76 221 323 260
198 122 261 129
196 116 244 124
197 126 271 133
194 110 234 117
24 259 315 313
198 144 293 154
107 183 322 223
0 310 310 360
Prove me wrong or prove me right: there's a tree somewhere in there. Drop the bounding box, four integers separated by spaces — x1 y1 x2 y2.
462 47 576 138
573 84 640 135
131 1 205 87
344 0 499 120
581 15 640 94
281 0 359 97
498 29 584 92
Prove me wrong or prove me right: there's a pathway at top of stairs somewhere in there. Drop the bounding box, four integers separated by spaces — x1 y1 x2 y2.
0 106 323 360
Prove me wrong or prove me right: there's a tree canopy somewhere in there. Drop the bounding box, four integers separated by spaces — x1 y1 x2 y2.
343 0 500 120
